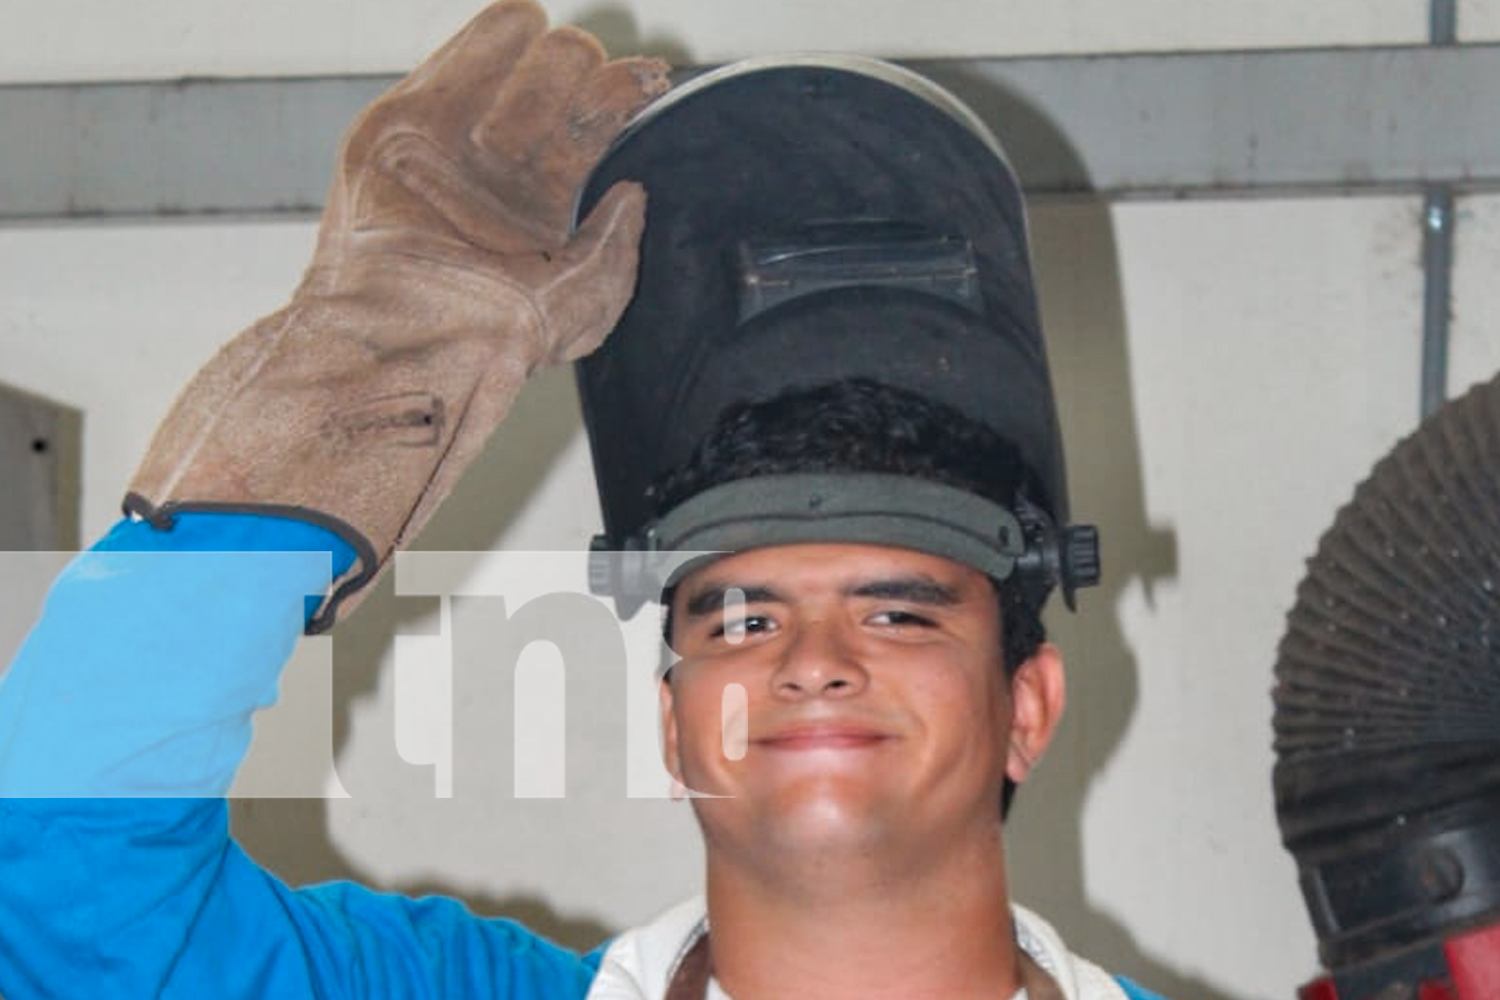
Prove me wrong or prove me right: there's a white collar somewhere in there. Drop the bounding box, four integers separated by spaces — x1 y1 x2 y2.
586 897 1131 1000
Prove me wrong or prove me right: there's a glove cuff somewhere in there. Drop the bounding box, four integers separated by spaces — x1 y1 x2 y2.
122 492 378 633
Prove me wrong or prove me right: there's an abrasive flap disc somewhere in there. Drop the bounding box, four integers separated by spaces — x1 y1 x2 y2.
1273 369 1500 967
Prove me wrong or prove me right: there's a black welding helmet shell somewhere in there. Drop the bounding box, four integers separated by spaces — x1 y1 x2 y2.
573 55 1097 614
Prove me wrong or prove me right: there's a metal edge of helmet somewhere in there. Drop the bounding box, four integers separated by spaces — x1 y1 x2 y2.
571 54 1100 616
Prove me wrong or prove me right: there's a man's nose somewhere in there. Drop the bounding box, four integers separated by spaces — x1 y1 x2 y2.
771 620 869 698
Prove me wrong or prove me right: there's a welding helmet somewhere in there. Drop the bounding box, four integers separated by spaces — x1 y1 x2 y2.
573 55 1098 615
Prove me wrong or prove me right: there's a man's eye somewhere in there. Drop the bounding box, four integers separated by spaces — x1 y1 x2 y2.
871 609 935 628
715 615 774 643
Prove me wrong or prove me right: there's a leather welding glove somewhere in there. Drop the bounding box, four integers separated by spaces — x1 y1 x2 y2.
124 0 670 631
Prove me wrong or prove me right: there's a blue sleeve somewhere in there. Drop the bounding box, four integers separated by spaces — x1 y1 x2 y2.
0 514 341 798
0 515 595 999
1116 975 1173 1000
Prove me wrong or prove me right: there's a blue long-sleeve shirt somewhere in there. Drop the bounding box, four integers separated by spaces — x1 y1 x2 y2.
0 515 599 998
0 514 1167 1000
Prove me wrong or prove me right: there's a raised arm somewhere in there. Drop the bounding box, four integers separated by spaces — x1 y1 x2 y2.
0 4 666 996
126 0 666 631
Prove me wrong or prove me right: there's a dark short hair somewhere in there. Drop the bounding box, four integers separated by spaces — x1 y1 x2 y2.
650 377 1049 674
649 379 1051 816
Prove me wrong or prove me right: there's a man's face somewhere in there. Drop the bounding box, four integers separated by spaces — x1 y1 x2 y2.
660 542 1061 867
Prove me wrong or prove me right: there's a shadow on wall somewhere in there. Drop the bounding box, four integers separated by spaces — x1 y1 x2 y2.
232 4 697 953
917 64 1231 1000
571 4 695 64
234 46 1233 995
1011 197 1206 1000
232 798 616 950
0 382 82 554
0 384 83 674
232 364 621 950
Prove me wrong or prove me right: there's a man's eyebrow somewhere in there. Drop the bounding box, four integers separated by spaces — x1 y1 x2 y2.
847 577 962 606
682 584 783 619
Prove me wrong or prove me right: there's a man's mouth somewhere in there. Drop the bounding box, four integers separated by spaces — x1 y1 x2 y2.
755 723 891 750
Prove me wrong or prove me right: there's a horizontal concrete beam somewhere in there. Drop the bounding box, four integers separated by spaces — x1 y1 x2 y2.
4 44 1499 219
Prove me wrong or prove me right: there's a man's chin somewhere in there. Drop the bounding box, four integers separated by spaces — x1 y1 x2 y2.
700 785 905 852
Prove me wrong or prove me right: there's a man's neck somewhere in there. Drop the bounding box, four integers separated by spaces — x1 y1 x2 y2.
702 831 1021 1000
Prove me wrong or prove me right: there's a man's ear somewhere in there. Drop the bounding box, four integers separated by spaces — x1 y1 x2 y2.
659 675 685 786
1005 643 1066 784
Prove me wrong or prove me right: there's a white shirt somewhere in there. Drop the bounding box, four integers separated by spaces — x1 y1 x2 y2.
587 897 1132 1000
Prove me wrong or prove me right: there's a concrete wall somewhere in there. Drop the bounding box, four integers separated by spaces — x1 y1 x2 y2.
1 0 1472 82
3 3 1499 999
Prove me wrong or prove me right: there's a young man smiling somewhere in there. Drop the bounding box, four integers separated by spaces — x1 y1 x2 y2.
665 543 1065 1000
0 3 1159 999
600 378 1078 1000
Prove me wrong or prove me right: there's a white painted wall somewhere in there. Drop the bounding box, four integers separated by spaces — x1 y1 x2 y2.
1452 195 1500 396
3 3 1499 1000
1462 1 1500 40
1016 196 1432 999
0 0 1438 83
7 193 1485 1000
